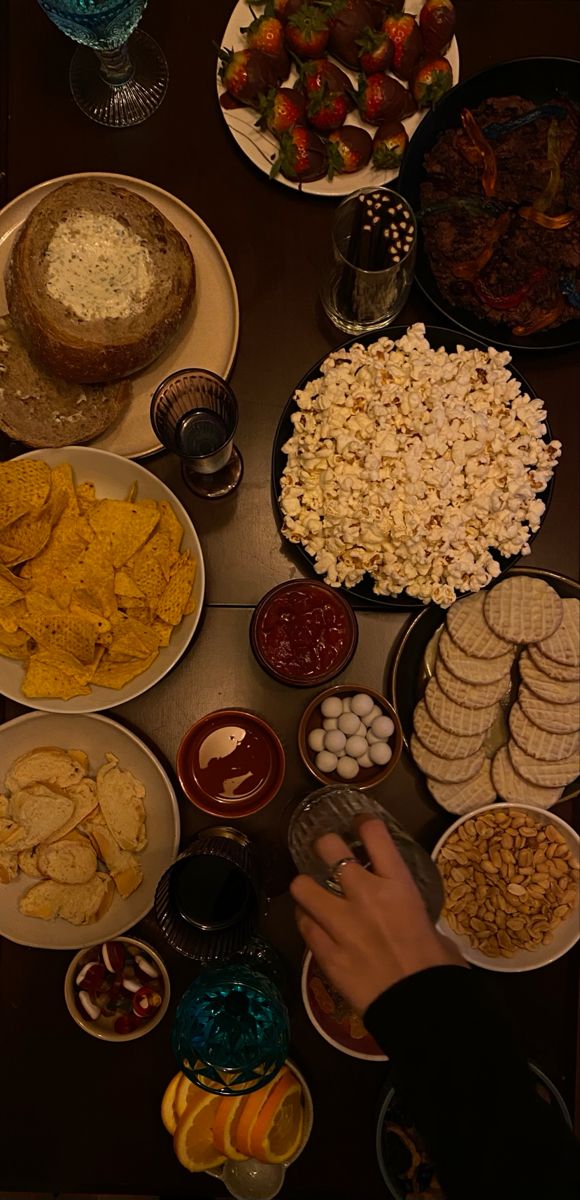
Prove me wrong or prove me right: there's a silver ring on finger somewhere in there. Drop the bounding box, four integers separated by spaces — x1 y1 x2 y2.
324 856 359 896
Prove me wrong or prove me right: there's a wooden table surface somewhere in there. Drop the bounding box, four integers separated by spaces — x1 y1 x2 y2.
0 1 578 1196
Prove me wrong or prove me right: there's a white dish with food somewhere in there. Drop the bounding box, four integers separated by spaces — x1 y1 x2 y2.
432 803 579 973
0 445 205 713
64 936 170 1041
0 710 180 949
0 173 239 458
217 0 459 198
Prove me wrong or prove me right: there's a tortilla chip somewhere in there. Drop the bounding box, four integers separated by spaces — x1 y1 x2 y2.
75 481 96 515
0 599 27 633
91 651 157 689
0 629 31 659
21 653 92 700
156 554 196 625
88 500 159 568
157 500 184 552
114 569 144 599
106 616 160 662
63 539 117 618
0 460 51 529
0 574 24 607
0 491 67 566
19 611 97 664
50 463 80 516
150 619 173 647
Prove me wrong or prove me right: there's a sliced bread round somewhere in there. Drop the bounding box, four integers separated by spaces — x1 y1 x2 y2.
6 178 196 383
0 314 130 446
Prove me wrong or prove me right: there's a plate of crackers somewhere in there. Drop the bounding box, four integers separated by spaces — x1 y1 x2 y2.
0 710 180 949
0 446 205 711
390 569 579 815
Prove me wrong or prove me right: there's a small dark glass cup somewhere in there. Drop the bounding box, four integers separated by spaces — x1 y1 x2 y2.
150 368 243 498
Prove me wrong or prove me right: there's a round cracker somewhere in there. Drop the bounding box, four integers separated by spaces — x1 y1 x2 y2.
435 656 511 710
508 738 580 789
427 759 496 815
492 745 564 807
438 627 514 684
483 577 563 645
413 698 485 759
519 684 580 735
536 597 580 667
424 677 498 737
410 734 484 784
446 592 512 658
519 650 580 706
509 701 580 762
528 643 580 683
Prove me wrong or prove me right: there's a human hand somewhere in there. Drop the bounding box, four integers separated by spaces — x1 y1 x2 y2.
291 817 463 1015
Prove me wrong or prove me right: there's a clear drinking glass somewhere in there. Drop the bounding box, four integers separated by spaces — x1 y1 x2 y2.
151 368 244 499
320 187 417 335
37 0 168 127
288 786 443 922
172 964 290 1095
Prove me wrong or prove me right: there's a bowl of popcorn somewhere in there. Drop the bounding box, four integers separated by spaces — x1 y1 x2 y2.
432 804 579 973
298 685 402 789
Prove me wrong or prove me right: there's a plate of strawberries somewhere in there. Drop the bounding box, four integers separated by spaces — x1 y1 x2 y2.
216 0 459 195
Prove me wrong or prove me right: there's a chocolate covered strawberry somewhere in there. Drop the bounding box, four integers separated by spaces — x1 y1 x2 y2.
285 5 330 58
371 119 408 168
326 126 373 177
357 71 416 124
219 47 280 106
273 0 306 22
258 86 306 136
243 13 290 78
382 11 422 80
299 57 353 101
411 56 453 108
357 27 393 74
329 0 376 68
368 0 404 20
272 126 327 182
307 86 350 132
419 0 456 56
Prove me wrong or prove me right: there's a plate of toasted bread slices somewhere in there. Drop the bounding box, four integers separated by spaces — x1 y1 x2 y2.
0 710 180 949
0 173 239 458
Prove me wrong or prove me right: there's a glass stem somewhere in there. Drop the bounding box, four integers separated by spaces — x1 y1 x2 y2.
96 42 134 87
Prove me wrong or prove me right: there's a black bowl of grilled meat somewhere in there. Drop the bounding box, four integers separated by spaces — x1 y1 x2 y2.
398 57 580 350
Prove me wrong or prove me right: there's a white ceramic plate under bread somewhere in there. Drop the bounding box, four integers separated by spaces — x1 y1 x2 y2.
0 710 180 949
0 172 239 458
1 446 205 713
432 803 579 973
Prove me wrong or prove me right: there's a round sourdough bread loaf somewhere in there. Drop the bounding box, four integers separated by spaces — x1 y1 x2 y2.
5 178 196 383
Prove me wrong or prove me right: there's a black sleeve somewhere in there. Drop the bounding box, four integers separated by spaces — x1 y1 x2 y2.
364 965 580 1200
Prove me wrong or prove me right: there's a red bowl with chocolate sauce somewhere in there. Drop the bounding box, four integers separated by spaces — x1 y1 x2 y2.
177 709 286 818
250 580 358 687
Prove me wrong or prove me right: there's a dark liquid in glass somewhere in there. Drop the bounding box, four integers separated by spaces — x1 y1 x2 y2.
176 408 228 457
171 855 251 931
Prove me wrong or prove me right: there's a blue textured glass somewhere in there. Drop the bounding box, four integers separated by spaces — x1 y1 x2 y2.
172 965 290 1096
37 0 147 49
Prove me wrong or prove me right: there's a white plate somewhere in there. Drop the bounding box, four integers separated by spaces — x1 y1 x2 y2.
0 172 239 459
432 803 580 973
0 445 205 713
217 0 459 197
0 711 180 949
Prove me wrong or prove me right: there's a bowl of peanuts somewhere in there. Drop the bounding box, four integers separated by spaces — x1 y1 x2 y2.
432 804 579 972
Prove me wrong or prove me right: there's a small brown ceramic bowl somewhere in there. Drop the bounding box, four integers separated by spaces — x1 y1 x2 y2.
250 579 358 687
298 683 402 790
177 709 285 818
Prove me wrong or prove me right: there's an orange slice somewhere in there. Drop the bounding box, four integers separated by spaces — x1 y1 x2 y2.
248 1073 304 1164
213 1093 250 1161
173 1091 226 1172
161 1072 182 1135
234 1067 290 1158
174 1073 208 1123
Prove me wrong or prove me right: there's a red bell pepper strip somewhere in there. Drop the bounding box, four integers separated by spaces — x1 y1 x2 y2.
453 212 511 281
460 108 497 196
473 268 548 310
519 206 576 230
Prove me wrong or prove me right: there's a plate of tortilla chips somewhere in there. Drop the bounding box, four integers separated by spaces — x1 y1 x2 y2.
0 710 180 949
0 447 205 711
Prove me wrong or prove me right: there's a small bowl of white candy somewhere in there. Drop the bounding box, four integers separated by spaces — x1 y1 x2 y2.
298 684 402 790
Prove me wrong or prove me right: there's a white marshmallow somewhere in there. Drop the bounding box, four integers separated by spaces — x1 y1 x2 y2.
356 720 367 737
345 735 367 758
367 730 380 744
362 704 382 727
336 756 359 780
321 696 343 718
308 728 326 753
341 697 352 712
371 715 395 740
357 752 373 768
316 750 338 774
338 712 360 736
351 693 374 717
369 742 392 766
323 717 338 731
324 729 347 753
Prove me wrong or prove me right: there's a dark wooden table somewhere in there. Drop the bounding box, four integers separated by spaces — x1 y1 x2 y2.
0 1 579 1196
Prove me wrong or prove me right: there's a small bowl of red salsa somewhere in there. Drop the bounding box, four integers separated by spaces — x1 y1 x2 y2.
250 580 358 687
64 937 169 1041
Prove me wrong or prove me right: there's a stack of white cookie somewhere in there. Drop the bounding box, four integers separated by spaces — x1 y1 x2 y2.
411 578 580 814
